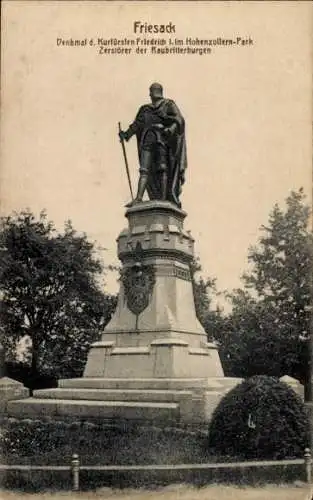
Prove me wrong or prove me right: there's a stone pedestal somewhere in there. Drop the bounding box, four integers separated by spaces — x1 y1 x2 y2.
84 200 223 380
7 201 241 426
0 377 29 414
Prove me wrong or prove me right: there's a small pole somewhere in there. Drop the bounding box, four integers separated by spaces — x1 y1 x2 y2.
71 453 80 491
304 448 312 484
118 122 134 201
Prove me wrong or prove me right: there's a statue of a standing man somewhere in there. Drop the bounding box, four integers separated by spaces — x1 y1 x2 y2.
119 83 187 208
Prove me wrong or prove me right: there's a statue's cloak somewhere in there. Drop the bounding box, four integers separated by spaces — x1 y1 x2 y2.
128 98 187 207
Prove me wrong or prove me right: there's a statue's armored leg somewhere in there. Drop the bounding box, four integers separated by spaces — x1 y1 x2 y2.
135 174 148 202
160 170 168 200
126 150 151 207
126 174 148 207
158 145 168 201
136 149 152 201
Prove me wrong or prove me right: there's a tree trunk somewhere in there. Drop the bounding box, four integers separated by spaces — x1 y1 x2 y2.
30 340 39 397
0 342 5 377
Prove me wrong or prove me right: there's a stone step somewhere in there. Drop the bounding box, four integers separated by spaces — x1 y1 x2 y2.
214 377 243 388
7 398 179 422
59 377 224 391
33 388 193 403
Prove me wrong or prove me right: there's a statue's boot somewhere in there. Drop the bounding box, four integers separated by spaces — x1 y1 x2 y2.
126 174 148 207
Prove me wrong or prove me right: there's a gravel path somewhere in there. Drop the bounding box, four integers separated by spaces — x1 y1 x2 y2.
0 484 312 500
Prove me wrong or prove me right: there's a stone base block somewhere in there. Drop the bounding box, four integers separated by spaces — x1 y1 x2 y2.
0 377 29 414
33 387 193 402
84 339 223 379
59 377 225 391
7 376 242 426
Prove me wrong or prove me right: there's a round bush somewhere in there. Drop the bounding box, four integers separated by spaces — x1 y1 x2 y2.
207 375 309 460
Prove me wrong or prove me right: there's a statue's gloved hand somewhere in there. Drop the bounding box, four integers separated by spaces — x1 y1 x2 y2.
119 130 130 141
164 123 177 137
164 128 171 137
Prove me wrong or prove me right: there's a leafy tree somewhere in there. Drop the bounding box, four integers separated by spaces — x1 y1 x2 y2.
0 210 117 387
214 189 312 383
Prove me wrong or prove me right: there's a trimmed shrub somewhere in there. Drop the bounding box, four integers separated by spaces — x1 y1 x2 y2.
207 375 309 460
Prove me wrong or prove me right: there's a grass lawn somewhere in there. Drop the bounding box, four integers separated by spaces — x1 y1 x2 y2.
0 484 312 500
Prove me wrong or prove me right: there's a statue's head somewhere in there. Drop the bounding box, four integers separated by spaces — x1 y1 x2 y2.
149 82 163 101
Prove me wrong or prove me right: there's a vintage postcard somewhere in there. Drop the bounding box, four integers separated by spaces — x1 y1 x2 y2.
0 1 312 498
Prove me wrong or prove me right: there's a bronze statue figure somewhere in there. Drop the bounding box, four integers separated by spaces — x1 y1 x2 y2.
119 83 187 208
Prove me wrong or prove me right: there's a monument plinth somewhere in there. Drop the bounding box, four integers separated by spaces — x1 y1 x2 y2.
84 200 223 380
7 201 234 426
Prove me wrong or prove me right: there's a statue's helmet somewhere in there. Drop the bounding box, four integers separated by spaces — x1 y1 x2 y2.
149 82 163 98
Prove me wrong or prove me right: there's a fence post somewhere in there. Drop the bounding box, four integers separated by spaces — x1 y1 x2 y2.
71 453 80 491
304 448 312 484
